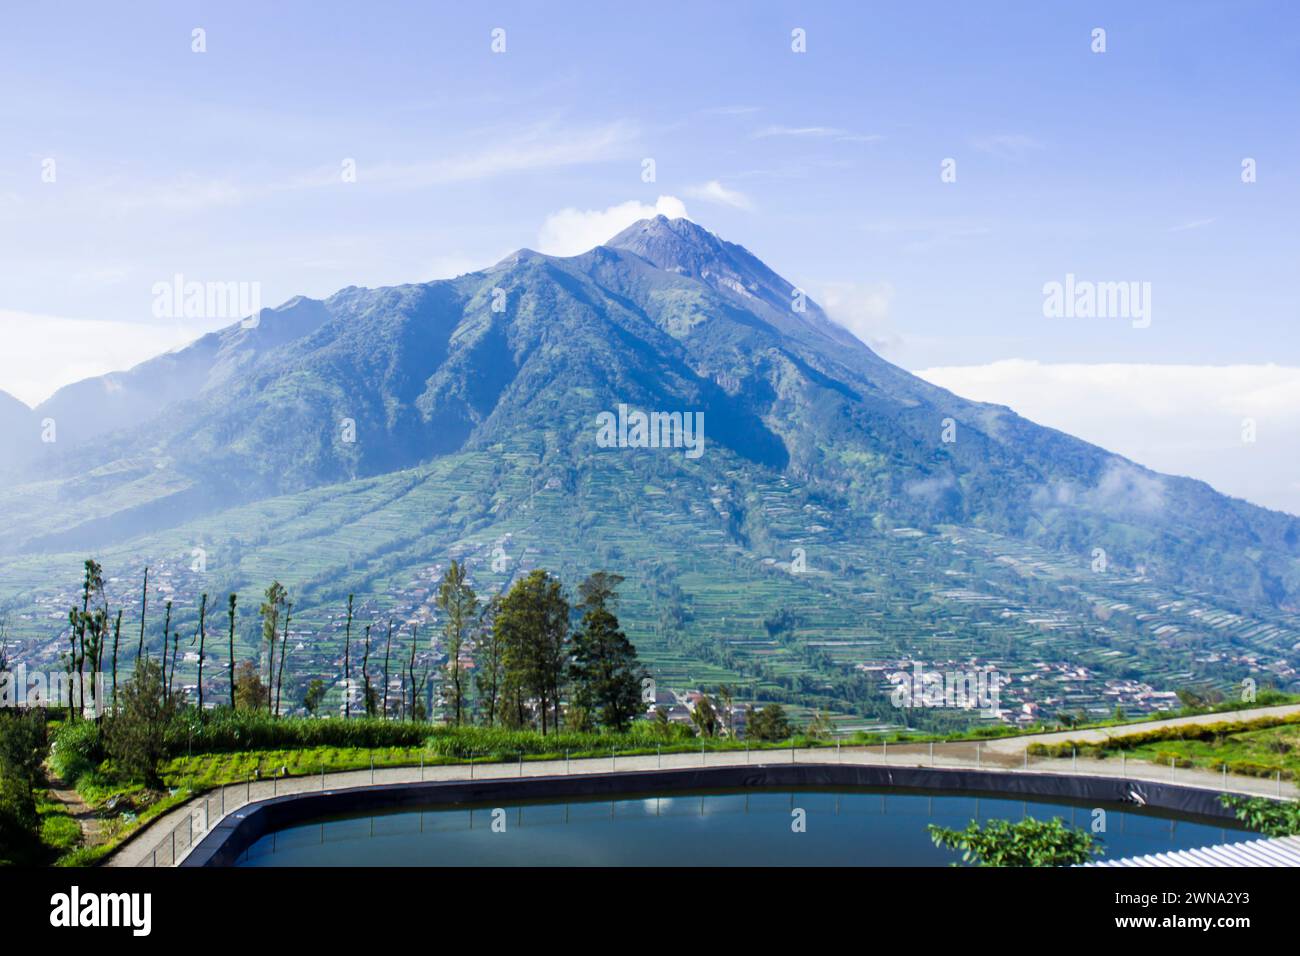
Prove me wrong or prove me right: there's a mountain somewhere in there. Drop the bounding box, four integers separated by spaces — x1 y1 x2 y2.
1 216 1297 720
0 389 35 462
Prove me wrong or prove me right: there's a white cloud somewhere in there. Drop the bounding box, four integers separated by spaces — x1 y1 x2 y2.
817 281 899 352
685 180 753 210
536 195 689 257
915 360 1300 516
0 310 211 406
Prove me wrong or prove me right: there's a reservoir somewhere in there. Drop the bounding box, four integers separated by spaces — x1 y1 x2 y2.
234 787 1251 866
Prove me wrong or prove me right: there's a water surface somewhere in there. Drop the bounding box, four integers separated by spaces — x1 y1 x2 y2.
237 788 1251 866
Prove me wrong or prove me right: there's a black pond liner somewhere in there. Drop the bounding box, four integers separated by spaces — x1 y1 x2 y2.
183 762 1249 866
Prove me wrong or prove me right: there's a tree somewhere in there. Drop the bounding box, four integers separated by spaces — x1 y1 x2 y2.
691 694 719 737
259 582 286 716
0 710 46 864
928 817 1101 867
343 594 354 719
233 660 269 713
110 609 123 714
569 572 643 731
495 570 570 734
104 659 175 789
806 709 834 739
227 593 237 709
436 560 478 726
717 684 735 737
360 624 374 717
303 679 327 717
159 600 172 704
746 703 791 741
381 619 393 718
474 597 505 727
195 594 207 714
275 600 292 717
76 559 104 718
136 566 149 661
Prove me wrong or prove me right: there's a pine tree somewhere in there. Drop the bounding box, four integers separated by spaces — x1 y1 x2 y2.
570 572 643 732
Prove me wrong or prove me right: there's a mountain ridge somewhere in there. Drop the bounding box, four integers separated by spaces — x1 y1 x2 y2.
1 217 1298 615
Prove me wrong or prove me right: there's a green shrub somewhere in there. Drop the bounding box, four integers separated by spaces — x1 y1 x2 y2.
49 720 103 782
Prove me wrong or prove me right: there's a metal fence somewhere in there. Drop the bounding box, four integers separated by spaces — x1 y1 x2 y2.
133 741 1299 866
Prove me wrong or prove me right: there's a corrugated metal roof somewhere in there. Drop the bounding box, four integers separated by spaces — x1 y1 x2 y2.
1084 834 1300 867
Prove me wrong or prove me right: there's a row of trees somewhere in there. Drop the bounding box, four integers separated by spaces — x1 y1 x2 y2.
51 558 649 735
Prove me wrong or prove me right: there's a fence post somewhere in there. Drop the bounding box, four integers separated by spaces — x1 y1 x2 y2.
1278 771 1283 797
420 754 424 781
1023 748 1027 771
1072 747 1077 772
701 742 706 767
519 752 524 777
566 750 570 775
745 741 749 764
657 744 661 769
931 742 935 768
882 739 887 764
976 743 981 769
1222 764 1227 791
371 756 375 785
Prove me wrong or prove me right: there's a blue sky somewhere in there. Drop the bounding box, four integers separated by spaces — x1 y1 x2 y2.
1 1 1298 509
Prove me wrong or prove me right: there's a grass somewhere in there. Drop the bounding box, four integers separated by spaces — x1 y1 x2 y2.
1026 711 1300 780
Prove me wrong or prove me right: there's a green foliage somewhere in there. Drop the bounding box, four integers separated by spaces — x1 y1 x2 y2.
1219 795 1300 837
103 658 175 788
0 709 47 862
928 816 1102 867
495 570 570 734
303 679 327 716
747 703 792 741
49 718 103 783
570 572 643 732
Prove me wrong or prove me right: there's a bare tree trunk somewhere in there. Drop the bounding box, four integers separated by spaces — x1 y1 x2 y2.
275 601 291 717
381 619 393 719
196 594 207 715
344 595 354 719
136 566 148 660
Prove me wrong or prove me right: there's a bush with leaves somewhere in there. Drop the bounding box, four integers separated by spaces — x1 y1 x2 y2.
746 703 792 742
49 718 103 783
0 709 47 863
103 659 175 788
1219 794 1300 837
928 817 1102 867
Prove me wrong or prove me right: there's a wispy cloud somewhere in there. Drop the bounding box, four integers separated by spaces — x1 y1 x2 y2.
685 180 753 210
752 125 882 143
106 121 640 214
969 133 1045 159
1169 217 1216 232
